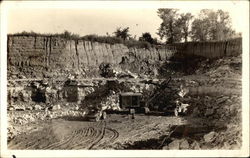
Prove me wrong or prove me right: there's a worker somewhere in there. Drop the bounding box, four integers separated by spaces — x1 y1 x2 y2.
132 112 135 119
130 109 135 119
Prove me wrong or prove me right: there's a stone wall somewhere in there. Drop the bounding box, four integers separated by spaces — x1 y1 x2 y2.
174 38 242 58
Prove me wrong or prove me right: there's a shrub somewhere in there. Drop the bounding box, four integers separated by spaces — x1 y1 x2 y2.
81 35 123 44
124 39 151 49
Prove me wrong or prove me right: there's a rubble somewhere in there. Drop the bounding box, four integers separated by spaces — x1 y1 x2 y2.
196 54 241 79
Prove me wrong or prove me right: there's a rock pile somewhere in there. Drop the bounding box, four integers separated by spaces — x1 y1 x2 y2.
7 102 88 142
196 54 241 79
187 94 241 126
161 54 242 150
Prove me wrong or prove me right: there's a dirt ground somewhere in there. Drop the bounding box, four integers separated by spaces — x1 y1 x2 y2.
8 114 186 150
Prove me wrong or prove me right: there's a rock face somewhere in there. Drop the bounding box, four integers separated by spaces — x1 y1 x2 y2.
7 35 176 78
7 35 242 79
173 38 242 58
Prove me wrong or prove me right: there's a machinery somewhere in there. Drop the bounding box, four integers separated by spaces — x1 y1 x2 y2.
85 107 107 122
143 77 186 116
119 92 149 114
84 76 185 121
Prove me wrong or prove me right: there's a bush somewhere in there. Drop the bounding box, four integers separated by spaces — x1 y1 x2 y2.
9 31 49 37
124 39 151 49
81 35 123 44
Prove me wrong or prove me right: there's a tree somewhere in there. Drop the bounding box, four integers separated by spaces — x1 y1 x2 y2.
176 13 193 42
113 27 131 40
139 32 158 44
157 9 182 44
190 18 210 41
191 9 235 41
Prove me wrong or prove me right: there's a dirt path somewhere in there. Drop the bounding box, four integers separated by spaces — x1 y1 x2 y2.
8 114 185 150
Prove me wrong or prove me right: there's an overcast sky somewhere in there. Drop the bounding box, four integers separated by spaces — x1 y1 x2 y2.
4 1 248 40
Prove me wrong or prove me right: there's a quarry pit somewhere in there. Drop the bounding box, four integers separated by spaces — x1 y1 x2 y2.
7 35 242 150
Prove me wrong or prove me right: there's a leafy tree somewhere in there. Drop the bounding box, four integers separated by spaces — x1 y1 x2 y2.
190 18 210 41
139 32 158 44
176 13 193 42
157 9 182 44
113 27 131 40
191 9 235 41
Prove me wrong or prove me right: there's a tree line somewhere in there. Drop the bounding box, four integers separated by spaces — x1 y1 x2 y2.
12 9 240 47
111 9 240 44
157 9 239 43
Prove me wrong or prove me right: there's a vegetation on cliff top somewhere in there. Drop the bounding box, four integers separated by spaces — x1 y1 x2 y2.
8 30 158 49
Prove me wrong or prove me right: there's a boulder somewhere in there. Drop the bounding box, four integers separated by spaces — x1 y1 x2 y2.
190 140 200 149
75 105 79 110
204 131 217 143
179 139 190 149
34 104 43 110
26 106 33 110
15 105 25 111
168 139 180 149
52 104 61 110
8 106 15 111
162 145 169 150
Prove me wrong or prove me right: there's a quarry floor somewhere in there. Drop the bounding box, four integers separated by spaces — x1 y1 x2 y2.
7 55 242 150
8 113 186 150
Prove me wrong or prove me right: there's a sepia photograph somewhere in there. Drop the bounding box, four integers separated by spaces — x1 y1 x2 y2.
0 0 249 157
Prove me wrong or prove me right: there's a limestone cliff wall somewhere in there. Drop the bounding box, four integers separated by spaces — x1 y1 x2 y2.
174 38 242 58
7 35 242 79
7 35 175 78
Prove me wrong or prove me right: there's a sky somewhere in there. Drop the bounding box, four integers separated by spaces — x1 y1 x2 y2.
3 1 249 40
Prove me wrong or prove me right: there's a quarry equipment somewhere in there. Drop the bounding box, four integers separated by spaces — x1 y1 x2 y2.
144 77 185 116
119 92 149 114
174 100 189 116
85 107 107 122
